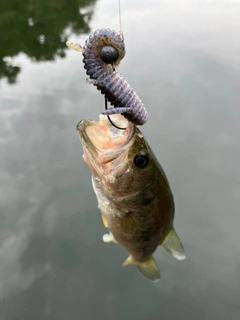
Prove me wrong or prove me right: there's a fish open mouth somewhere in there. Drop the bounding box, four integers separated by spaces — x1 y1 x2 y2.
76 115 136 165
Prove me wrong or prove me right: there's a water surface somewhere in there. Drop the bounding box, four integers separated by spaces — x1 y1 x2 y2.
0 0 240 319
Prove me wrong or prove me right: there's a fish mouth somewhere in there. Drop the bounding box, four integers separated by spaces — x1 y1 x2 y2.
76 114 136 168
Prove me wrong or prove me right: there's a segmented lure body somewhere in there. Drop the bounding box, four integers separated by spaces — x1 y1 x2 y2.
67 29 148 126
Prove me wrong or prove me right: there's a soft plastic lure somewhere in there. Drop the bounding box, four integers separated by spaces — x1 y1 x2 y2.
66 28 148 126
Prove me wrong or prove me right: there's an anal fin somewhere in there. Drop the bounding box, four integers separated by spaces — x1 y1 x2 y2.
161 227 186 260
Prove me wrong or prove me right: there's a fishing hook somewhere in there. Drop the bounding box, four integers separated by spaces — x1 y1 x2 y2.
105 98 126 130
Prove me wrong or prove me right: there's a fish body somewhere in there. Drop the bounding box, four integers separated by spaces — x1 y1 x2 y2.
77 115 185 281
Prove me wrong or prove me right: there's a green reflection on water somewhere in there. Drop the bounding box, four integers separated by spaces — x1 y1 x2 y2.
0 0 96 84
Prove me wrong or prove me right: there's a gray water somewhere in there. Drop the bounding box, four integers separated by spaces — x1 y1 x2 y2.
0 0 240 319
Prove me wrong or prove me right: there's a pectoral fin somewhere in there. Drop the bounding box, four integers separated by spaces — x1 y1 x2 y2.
161 227 186 260
102 233 118 243
101 214 108 228
123 255 160 282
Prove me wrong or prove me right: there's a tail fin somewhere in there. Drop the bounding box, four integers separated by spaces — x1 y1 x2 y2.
123 255 160 282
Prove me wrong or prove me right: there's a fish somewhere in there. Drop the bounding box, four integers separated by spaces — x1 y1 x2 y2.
66 28 148 125
77 114 186 281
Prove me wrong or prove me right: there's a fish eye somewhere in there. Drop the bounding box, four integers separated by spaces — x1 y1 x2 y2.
133 151 149 168
100 45 119 64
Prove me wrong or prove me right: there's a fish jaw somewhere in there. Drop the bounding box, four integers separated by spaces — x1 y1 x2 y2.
76 115 136 177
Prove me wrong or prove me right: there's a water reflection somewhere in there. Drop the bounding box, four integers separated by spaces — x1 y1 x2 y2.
0 83 104 318
0 0 96 84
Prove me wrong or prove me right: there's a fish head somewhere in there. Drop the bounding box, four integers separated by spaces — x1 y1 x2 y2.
77 114 159 198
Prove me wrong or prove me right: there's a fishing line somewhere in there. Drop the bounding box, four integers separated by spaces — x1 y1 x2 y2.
119 0 124 38
105 0 126 130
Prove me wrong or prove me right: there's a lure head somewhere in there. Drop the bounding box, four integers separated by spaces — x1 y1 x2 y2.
100 45 119 66
94 29 125 70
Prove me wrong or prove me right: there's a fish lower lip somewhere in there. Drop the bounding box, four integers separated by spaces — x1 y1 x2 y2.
76 119 85 132
76 119 97 154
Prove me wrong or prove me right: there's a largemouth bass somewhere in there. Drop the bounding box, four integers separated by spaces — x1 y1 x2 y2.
77 115 186 281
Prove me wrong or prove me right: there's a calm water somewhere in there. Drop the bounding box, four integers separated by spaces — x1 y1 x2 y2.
0 0 240 319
